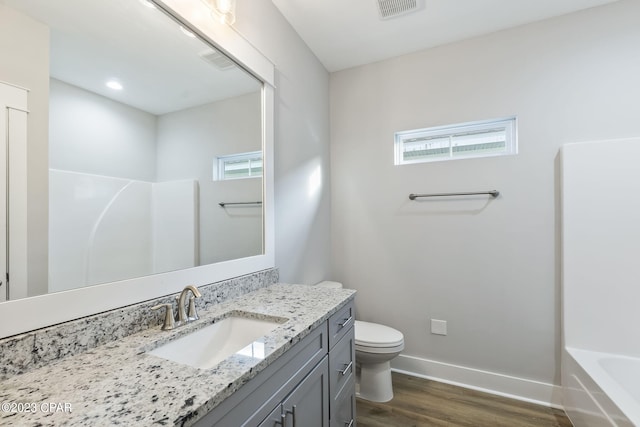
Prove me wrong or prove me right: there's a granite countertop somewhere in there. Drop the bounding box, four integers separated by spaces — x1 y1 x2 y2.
0 283 355 426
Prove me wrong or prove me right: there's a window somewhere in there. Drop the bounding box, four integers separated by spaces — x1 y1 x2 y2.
216 151 263 180
394 117 517 165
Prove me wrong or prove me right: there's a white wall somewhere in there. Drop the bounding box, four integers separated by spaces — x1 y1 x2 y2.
0 4 49 296
49 79 158 181
234 0 332 283
156 92 263 264
330 0 640 396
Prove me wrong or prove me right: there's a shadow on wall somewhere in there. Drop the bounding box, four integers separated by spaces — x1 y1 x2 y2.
397 193 499 216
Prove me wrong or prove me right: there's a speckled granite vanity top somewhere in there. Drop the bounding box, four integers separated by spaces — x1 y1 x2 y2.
0 284 355 426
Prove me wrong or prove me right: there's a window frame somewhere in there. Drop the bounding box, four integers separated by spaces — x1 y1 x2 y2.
216 150 263 181
394 117 517 165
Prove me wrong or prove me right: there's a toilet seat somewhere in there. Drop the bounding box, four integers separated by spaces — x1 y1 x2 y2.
355 320 404 353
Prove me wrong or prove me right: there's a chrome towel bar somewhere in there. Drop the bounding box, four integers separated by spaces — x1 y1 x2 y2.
409 190 499 200
218 201 263 207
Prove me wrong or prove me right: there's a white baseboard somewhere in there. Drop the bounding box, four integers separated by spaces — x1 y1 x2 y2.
391 354 564 409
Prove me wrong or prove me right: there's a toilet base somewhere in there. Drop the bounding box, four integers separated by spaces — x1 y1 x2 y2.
357 360 394 402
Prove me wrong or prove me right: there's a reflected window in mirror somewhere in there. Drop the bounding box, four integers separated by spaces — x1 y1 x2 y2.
217 151 263 181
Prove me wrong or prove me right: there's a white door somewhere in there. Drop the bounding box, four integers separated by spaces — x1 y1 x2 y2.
0 81 29 301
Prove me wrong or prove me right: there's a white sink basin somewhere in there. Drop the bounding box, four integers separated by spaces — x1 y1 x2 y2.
147 315 286 369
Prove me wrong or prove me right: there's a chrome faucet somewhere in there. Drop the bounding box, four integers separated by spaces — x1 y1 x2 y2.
177 285 202 324
152 285 202 330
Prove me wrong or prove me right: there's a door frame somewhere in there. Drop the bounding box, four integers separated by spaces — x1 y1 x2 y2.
0 80 29 301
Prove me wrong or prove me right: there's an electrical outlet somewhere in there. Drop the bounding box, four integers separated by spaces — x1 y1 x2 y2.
431 319 447 335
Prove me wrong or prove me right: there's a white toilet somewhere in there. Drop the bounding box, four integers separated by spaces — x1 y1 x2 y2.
316 281 405 402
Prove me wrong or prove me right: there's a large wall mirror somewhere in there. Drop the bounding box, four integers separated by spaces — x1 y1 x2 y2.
0 0 275 337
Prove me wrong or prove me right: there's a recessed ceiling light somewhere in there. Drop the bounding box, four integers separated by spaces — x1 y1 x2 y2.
106 80 123 91
179 26 196 38
139 0 156 9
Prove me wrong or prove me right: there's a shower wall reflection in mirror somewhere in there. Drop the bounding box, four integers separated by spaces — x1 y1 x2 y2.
0 0 264 302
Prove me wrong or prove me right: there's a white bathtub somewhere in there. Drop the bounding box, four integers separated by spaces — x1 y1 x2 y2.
563 347 640 426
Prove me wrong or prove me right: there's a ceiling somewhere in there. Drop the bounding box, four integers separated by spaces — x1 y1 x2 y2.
3 0 260 115
271 0 620 72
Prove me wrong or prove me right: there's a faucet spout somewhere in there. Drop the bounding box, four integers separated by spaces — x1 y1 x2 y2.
177 285 202 324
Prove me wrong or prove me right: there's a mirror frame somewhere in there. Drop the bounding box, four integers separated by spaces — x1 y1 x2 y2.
0 0 275 339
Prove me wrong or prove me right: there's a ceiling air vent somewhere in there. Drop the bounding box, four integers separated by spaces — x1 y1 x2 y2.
199 49 235 71
377 0 419 20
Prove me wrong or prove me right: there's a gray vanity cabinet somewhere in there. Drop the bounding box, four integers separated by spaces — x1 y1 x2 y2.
332 381 356 427
329 331 355 427
193 301 355 427
328 308 356 427
259 358 329 427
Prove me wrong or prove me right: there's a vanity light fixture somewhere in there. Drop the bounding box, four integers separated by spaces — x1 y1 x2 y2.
105 80 123 91
203 0 236 25
179 25 197 38
139 0 156 9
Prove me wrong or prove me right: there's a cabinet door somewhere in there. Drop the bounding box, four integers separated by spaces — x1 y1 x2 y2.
258 405 285 427
282 357 329 427
331 377 356 427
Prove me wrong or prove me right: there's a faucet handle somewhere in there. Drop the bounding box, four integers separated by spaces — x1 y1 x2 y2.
152 303 176 330
187 296 199 321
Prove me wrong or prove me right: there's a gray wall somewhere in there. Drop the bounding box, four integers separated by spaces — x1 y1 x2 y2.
330 0 640 387
157 92 263 264
0 4 49 296
49 79 158 181
234 0 332 284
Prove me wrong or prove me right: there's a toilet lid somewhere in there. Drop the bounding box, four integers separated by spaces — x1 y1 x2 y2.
355 320 404 348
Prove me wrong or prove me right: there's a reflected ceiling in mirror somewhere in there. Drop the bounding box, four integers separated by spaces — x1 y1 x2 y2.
1 0 264 301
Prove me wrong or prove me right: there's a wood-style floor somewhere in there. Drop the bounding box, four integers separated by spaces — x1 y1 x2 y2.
356 373 573 427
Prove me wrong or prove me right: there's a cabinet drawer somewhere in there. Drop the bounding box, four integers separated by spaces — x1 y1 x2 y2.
328 302 354 349
331 376 356 427
329 328 354 399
